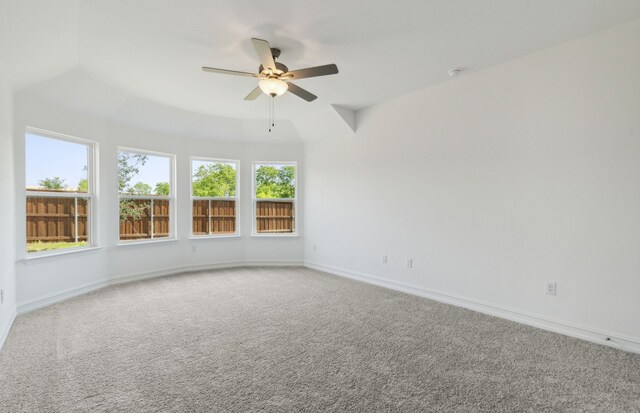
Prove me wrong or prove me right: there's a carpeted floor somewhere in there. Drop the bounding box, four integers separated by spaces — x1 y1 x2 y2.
1 267 639 412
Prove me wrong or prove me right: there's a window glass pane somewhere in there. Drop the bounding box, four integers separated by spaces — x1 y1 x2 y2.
192 200 236 235
211 200 236 234
26 132 92 253
118 150 173 242
118 151 171 195
255 164 296 199
192 200 210 235
256 200 295 233
118 198 172 240
153 199 170 238
119 199 151 240
192 160 237 197
26 133 89 193
26 196 90 252
191 159 238 237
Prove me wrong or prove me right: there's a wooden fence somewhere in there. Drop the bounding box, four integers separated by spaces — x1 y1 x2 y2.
26 194 88 243
26 193 294 243
193 200 236 235
256 200 295 233
119 199 170 240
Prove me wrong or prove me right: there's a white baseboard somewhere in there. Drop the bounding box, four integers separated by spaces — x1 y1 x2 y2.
305 261 640 354
0 311 17 352
17 260 302 315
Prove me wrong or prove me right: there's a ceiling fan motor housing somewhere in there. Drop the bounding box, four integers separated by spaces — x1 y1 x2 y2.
259 61 289 77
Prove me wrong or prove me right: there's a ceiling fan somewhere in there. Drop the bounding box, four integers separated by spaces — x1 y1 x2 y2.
202 38 339 102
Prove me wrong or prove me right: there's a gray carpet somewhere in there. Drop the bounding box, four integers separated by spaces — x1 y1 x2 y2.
1 267 639 412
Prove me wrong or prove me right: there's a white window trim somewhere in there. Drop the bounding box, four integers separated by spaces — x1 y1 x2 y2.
190 156 240 238
24 127 99 258
23 246 104 263
117 147 177 244
252 161 298 237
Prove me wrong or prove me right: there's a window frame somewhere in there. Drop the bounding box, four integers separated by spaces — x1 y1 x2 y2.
24 127 99 257
189 156 241 238
252 161 298 237
117 147 177 245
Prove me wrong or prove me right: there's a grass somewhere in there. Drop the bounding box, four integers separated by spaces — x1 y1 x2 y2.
27 241 88 253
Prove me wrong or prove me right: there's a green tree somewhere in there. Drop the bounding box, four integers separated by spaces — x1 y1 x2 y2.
192 163 236 197
118 153 149 223
118 152 148 192
39 177 65 190
255 165 295 198
155 182 170 196
127 182 153 195
119 199 148 224
121 181 153 231
77 178 88 193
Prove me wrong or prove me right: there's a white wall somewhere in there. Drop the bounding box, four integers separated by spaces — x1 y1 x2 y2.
0 0 17 345
14 93 304 307
0 79 17 345
304 20 640 347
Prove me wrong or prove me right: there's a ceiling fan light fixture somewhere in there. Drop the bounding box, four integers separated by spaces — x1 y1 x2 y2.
259 78 288 97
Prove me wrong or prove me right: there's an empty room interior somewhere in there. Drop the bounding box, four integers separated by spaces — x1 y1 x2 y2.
1 1 640 411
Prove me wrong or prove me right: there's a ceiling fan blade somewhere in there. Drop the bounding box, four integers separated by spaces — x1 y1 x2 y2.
284 64 338 80
287 82 317 102
202 67 258 77
244 86 262 101
251 38 276 71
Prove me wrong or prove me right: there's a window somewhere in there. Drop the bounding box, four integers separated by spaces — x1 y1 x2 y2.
191 158 239 237
118 149 175 242
253 162 297 235
25 129 96 254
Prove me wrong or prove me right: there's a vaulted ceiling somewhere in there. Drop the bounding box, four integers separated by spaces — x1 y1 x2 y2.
3 0 640 141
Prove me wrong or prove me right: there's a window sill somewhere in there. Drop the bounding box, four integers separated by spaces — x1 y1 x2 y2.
189 234 241 240
22 246 103 264
116 238 178 247
251 233 299 238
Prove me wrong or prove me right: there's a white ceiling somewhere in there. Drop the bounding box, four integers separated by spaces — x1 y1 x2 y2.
5 0 640 136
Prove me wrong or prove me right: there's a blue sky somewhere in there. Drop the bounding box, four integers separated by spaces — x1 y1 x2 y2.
119 150 170 190
26 133 87 188
26 133 170 190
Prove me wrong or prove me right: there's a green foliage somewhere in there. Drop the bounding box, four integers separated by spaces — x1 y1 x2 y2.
255 165 295 199
127 182 153 195
77 178 88 193
39 176 65 190
118 153 150 223
192 163 236 197
155 182 170 196
119 199 148 223
118 152 148 192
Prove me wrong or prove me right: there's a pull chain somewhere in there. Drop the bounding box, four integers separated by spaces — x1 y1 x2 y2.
268 96 272 133
268 95 276 133
268 97 271 133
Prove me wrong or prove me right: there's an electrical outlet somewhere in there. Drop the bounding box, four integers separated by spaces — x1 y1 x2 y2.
191 245 197 253
406 258 413 269
381 255 388 264
545 282 557 296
